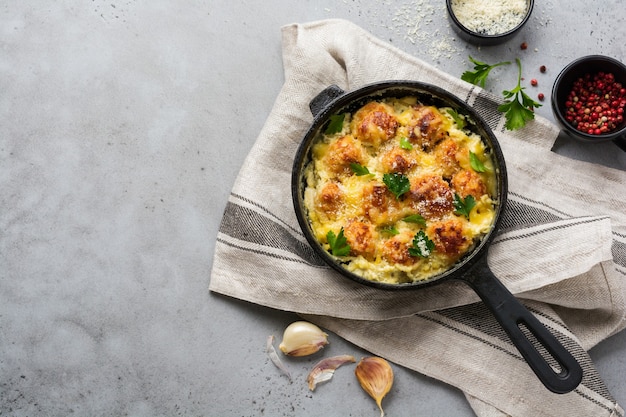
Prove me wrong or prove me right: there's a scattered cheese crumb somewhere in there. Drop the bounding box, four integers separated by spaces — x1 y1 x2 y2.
384 0 460 60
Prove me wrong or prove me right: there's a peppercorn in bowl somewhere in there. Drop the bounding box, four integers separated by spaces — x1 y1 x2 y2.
446 0 534 46
551 55 626 152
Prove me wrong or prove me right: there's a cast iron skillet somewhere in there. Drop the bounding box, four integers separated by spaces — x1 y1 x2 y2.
291 81 583 394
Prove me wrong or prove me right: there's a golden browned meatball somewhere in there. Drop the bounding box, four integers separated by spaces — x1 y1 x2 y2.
324 135 366 177
380 147 417 174
381 232 417 265
407 106 450 151
350 102 399 147
343 220 377 260
451 169 487 199
317 182 344 219
433 137 462 178
427 218 471 258
407 175 454 219
362 182 401 225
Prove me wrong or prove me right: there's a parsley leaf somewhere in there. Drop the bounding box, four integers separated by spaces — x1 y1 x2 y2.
461 56 511 88
497 58 542 130
399 137 413 150
408 231 435 258
447 108 466 130
454 193 476 218
469 151 486 173
498 99 534 130
350 163 371 176
324 114 346 135
381 225 400 236
403 214 427 227
383 173 410 200
327 228 351 257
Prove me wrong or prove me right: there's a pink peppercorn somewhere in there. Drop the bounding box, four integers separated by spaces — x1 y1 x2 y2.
564 72 626 135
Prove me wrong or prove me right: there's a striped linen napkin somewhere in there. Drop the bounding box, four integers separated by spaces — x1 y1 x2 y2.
209 19 626 417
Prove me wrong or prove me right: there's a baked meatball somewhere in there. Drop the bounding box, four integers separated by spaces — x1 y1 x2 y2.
351 102 399 147
407 105 450 151
362 182 402 225
343 220 377 260
407 174 454 219
382 231 417 265
380 147 417 174
427 218 471 258
317 182 344 219
451 169 487 199
433 137 462 178
324 135 366 177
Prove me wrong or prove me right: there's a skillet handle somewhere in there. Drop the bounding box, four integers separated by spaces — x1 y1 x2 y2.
309 85 345 117
463 262 583 394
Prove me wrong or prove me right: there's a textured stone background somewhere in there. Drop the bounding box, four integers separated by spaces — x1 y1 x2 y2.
1 1 624 415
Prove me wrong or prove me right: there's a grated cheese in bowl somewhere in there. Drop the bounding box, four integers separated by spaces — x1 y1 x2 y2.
450 0 529 36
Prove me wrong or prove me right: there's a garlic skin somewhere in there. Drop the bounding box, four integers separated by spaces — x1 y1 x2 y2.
278 321 329 357
355 357 394 417
266 335 292 382
307 354 355 391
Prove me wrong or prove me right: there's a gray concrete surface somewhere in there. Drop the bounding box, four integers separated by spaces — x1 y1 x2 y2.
1 1 625 416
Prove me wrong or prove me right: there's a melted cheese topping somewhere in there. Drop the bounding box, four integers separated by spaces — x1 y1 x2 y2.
303 97 498 284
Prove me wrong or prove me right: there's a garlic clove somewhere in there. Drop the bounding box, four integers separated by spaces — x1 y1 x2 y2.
355 357 394 417
307 354 356 391
278 321 329 357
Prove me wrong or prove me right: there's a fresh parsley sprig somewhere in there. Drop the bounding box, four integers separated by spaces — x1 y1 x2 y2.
469 151 486 173
382 173 410 200
408 231 435 258
327 228 350 257
498 58 542 130
381 225 400 236
324 114 346 135
403 214 426 227
453 193 476 218
350 163 371 176
461 56 511 88
399 137 413 150
447 108 466 130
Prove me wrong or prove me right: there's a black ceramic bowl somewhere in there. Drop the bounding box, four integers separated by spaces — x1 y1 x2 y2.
446 0 534 46
551 55 626 151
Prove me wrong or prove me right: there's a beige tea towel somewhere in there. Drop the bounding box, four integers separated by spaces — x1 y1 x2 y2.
210 19 626 417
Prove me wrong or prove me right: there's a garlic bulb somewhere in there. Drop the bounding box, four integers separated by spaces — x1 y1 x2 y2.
355 357 394 417
278 321 329 356
307 355 355 391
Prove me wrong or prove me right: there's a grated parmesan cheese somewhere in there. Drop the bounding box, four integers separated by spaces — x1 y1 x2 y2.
450 0 528 35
